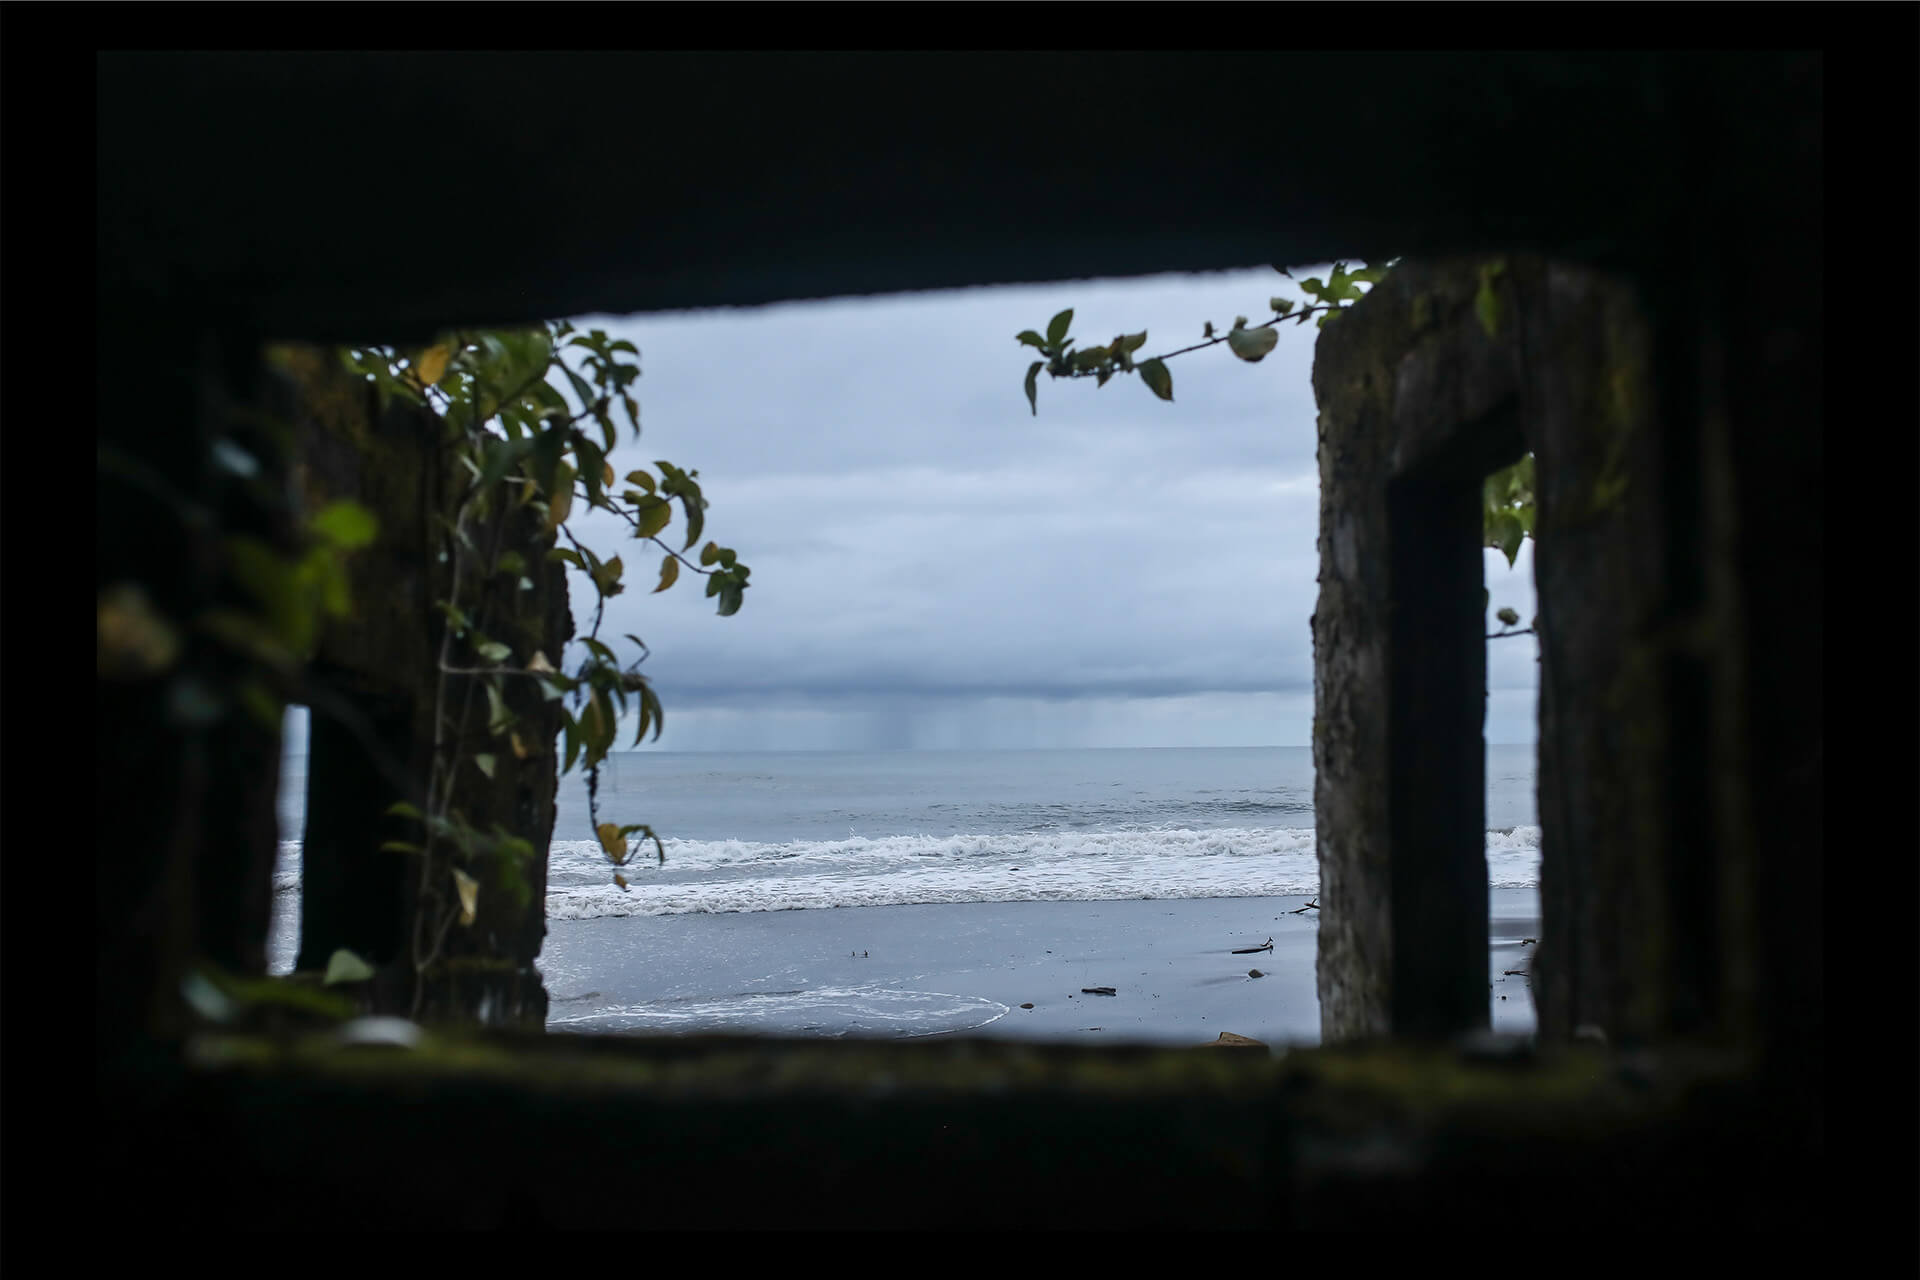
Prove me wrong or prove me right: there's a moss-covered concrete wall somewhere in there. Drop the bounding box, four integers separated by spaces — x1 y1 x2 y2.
271 348 572 1030
1312 257 1700 1047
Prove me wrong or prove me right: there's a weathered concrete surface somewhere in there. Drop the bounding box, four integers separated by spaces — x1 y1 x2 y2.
102 1031 1815 1230
273 347 571 1030
1312 260 1528 1042
1311 252 1804 1055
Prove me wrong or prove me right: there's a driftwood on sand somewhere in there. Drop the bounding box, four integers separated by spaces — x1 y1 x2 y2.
1231 937 1273 955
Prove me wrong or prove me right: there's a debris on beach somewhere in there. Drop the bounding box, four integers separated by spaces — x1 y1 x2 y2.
1522 937 1537 945
1081 986 1117 997
1020 1003 1034 1009
1289 899 1320 915
1231 937 1274 955
1247 969 1265 978
1200 1032 1267 1049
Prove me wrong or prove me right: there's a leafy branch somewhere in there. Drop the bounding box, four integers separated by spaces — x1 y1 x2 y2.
1012 259 1540 572
339 320 753 1010
1015 262 1388 416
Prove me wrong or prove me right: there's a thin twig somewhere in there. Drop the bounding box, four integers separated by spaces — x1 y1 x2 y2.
1486 627 1537 641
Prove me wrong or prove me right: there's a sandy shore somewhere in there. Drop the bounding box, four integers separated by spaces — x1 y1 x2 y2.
541 889 1540 1048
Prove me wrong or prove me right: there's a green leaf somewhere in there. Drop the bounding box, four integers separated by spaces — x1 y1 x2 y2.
716 580 745 617
1045 309 1074 345
224 536 313 656
699 541 721 566
1270 298 1295 316
633 678 665 745
632 496 672 540
474 752 497 779
563 365 596 414
1121 331 1148 353
1138 358 1173 402
1492 511 1525 566
654 554 679 593
238 680 283 734
386 801 424 821
1496 607 1521 627
1227 326 1279 363
1476 270 1503 338
309 501 379 551
1024 361 1043 416
680 492 705 552
476 436 534 495
1016 330 1047 350
589 554 624 598
323 949 377 986
484 680 515 735
579 690 615 766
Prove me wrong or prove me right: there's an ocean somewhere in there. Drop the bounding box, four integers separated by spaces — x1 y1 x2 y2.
268 745 1540 976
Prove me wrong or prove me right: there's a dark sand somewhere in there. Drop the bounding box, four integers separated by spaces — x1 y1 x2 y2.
541 889 1541 1048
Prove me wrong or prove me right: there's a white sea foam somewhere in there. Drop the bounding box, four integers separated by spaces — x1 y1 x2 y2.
271 823 1542 921
548 985 1008 1037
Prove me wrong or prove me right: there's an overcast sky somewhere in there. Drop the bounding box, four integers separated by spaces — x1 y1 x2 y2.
503 267 1540 752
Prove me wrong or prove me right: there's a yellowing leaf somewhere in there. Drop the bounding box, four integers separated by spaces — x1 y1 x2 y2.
323 948 377 985
452 868 480 926
545 475 574 534
597 822 628 862
414 344 451 387
510 731 530 759
602 461 615 488
614 873 629 889
625 471 655 494
655 554 679 593
97 583 181 679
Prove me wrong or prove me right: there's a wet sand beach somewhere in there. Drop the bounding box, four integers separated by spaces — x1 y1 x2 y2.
541 888 1541 1048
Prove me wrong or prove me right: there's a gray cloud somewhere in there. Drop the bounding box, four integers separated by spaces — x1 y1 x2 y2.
541 269 1537 750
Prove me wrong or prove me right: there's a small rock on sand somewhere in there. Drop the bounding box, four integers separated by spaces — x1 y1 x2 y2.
1020 1002 1034 1009
1247 968 1265 978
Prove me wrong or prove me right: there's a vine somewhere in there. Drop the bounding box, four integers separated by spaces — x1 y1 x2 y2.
335 321 751 1014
